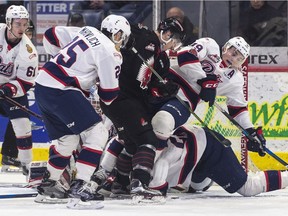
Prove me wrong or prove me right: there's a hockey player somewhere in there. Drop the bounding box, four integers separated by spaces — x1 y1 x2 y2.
25 19 34 40
97 17 184 202
0 5 38 175
151 36 266 157
34 15 131 208
94 18 183 201
1 19 36 172
94 36 265 198
149 123 288 197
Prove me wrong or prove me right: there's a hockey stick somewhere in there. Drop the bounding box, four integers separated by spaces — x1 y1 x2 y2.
213 102 288 168
1 95 43 120
0 192 37 199
131 47 231 147
0 183 28 188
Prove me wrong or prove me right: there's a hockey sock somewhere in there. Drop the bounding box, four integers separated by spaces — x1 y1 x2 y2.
132 145 156 185
101 138 124 172
116 151 133 186
264 170 282 191
16 136 33 164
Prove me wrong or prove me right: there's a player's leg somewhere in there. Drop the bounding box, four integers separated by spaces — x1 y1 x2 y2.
204 129 288 196
193 128 248 194
93 137 127 196
152 98 191 150
100 137 124 174
149 141 184 195
99 125 136 197
123 104 164 200
150 126 208 195
35 88 79 199
1 120 20 169
1 96 33 175
101 97 164 201
35 85 104 203
237 170 288 196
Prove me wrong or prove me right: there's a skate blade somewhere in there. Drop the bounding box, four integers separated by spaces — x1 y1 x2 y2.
97 188 112 197
131 195 166 205
1 165 22 173
34 194 68 204
109 193 131 200
66 198 104 210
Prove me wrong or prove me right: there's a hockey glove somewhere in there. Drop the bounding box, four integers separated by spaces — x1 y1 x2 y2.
149 79 179 98
0 83 17 98
246 127 266 157
197 74 218 107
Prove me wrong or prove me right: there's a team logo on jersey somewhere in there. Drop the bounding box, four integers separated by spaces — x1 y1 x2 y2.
200 60 215 74
137 56 154 89
0 59 14 76
145 43 155 52
26 44 33 53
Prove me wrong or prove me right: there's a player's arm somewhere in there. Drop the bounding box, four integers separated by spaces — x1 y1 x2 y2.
97 50 122 105
226 88 266 157
177 45 218 107
148 51 179 99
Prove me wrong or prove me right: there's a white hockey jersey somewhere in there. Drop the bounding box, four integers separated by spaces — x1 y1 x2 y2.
42 26 81 56
0 23 38 97
168 37 253 129
150 124 207 190
36 26 122 105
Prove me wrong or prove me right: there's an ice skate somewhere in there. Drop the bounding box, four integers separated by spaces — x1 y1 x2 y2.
66 179 104 209
109 181 130 199
36 170 68 204
1 155 21 167
130 179 166 204
96 168 117 197
91 167 110 185
1 155 22 173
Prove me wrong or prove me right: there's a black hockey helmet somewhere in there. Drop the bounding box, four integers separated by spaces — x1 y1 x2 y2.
157 17 185 42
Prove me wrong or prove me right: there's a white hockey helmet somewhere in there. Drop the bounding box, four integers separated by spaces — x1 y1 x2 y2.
6 5 29 28
223 36 250 59
101 14 131 47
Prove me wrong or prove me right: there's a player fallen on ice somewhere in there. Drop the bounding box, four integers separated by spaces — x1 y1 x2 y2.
149 123 287 197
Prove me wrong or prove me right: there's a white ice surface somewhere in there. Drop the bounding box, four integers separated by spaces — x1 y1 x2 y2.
1 172 288 216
